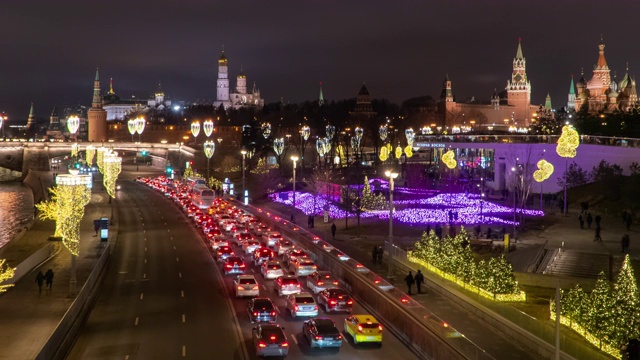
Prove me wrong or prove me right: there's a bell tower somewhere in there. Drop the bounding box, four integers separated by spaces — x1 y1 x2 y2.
87 68 107 142
215 50 231 108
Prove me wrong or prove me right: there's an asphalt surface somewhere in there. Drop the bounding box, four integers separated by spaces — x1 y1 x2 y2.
66 181 244 359
67 180 420 359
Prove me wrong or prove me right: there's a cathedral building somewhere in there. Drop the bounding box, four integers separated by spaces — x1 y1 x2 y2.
214 50 264 110
102 79 172 121
571 39 637 113
438 40 539 131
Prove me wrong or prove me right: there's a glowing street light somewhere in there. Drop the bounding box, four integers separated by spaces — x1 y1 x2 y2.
262 122 271 139
203 141 215 179
291 155 299 211
191 120 201 143
203 120 214 138
385 170 398 280
127 118 137 143
273 138 284 156
241 149 247 200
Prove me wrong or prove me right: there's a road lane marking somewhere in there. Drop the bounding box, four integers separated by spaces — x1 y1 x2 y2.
140 293 144 300
134 317 139 326
144 259 147 264
182 314 186 323
290 334 298 344
176 257 180 262
178 272 182 278
143 230 146 233
173 246 176 250
125 355 130 360
165 222 167 225
181 290 185 298
262 285 267 291
145 247 147 252
168 229 171 232
143 273 147 279
171 237 173 240
182 346 186 357
276 307 281 314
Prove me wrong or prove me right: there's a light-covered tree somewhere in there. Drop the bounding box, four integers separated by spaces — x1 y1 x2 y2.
360 176 387 211
586 272 615 344
35 187 62 237
0 259 15 293
611 255 640 346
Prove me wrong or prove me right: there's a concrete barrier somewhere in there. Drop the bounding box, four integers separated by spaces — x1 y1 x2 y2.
6 244 56 284
245 205 493 360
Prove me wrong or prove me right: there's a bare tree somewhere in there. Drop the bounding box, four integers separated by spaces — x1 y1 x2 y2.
307 168 336 216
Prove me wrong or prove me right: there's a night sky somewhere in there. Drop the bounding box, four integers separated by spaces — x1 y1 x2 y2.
2 0 640 121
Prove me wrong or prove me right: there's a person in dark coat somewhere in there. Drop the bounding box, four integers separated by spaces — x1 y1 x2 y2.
586 212 593 229
595 214 602 228
486 227 493 240
594 226 602 242
331 223 337 240
578 213 584 229
372 246 378 264
404 271 415 295
415 270 425 294
44 269 54 291
377 246 384 264
36 271 45 294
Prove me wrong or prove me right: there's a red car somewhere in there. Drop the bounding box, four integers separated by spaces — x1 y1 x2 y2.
253 247 275 266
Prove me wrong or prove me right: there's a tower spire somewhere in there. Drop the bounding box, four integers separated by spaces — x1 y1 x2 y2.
27 102 35 129
108 77 115 94
318 82 324 106
569 75 575 95
515 37 524 60
92 68 102 108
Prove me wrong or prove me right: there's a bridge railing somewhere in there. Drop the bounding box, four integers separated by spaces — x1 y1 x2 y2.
414 134 640 148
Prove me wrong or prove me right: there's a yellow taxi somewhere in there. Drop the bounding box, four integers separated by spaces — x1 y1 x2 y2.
343 314 383 345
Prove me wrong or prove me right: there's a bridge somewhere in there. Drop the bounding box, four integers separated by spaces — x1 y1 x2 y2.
0 142 196 174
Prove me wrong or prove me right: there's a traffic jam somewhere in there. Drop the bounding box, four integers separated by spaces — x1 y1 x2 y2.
139 176 410 359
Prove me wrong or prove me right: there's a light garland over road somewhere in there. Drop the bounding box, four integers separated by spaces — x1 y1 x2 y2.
55 174 92 255
86 145 96 167
103 152 122 199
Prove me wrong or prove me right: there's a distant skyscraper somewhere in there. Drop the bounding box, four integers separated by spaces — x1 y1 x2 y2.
87 68 107 142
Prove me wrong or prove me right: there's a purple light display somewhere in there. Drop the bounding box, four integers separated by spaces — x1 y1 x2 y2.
270 190 543 226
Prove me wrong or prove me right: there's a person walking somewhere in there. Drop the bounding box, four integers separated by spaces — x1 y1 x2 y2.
372 246 378 265
404 271 415 295
622 234 630 253
595 214 602 228
626 214 632 231
36 271 45 294
586 212 593 229
331 223 337 240
594 226 602 242
45 269 54 291
578 213 584 229
377 246 384 264
415 270 425 294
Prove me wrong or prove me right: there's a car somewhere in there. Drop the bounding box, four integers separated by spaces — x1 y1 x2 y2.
235 232 255 246
262 232 283 247
252 324 289 358
215 246 235 262
274 239 295 256
235 274 260 297
344 315 383 345
223 256 246 275
231 226 249 238
205 227 222 238
253 224 270 236
306 271 340 294
261 261 285 280
285 292 318 318
209 237 229 251
290 258 317 277
303 318 343 349
242 240 261 254
283 249 308 265
247 298 277 323
317 288 353 313
221 220 237 232
275 275 302 296
253 247 275 266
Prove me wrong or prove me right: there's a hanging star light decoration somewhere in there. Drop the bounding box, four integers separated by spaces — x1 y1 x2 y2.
379 146 389 161
273 138 284 156
0 259 15 293
351 137 359 152
533 159 554 182
127 118 137 137
262 122 271 139
556 125 580 158
316 138 326 156
379 124 388 141
405 128 415 147
442 150 457 169
203 141 215 159
55 174 92 256
71 143 79 158
203 120 214 137
191 120 201 138
103 152 122 199
323 137 331 153
404 145 414 158
135 117 146 135
302 125 311 141
86 145 96 167
67 115 80 135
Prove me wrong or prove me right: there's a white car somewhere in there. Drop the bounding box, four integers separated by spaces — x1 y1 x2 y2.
306 271 340 294
242 240 261 254
263 232 283 247
235 275 260 298
274 239 295 256
222 220 237 232
210 238 229 251
285 292 319 318
261 261 284 279
290 258 317 277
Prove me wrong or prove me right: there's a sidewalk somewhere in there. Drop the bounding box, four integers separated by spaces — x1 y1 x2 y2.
0 191 113 360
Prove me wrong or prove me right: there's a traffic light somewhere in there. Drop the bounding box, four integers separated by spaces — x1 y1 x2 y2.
166 166 173 174
141 150 148 156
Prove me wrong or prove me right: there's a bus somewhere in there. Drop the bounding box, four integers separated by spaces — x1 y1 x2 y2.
191 185 216 209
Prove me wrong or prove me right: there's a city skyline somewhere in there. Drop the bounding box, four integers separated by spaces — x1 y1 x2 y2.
2 1 640 121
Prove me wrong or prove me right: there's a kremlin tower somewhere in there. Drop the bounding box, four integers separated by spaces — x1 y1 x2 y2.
506 38 531 123
87 68 107 142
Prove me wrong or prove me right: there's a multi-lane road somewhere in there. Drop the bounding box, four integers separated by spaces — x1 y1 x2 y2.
67 180 420 359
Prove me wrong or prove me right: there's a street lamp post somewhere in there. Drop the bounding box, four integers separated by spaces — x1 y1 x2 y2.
203 141 215 181
134 117 146 171
291 156 299 212
241 149 247 200
385 170 398 280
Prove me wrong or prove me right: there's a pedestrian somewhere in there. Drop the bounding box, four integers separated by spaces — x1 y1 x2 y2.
290 213 295 223
331 223 337 240
404 271 415 295
94 223 100 237
372 246 378 264
425 224 431 235
626 214 632 231
45 269 54 291
586 212 593 229
486 227 493 240
578 213 584 229
622 234 630 253
594 226 602 242
595 214 602 228
415 270 425 294
377 246 384 264
36 271 45 294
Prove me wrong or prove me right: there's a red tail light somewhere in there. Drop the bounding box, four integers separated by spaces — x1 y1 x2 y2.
294 305 299 311
296 284 300 287
378 325 383 331
251 286 259 290
270 311 276 316
237 286 243 290
281 342 289 347
357 325 364 332
258 341 267 348
317 281 324 286
253 311 258 316
329 300 337 305
337 335 342 339
347 300 353 305
239 264 246 268
225 264 232 268
314 335 323 340
270 335 276 340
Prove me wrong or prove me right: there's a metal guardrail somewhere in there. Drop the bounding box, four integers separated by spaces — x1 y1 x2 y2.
240 202 495 360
